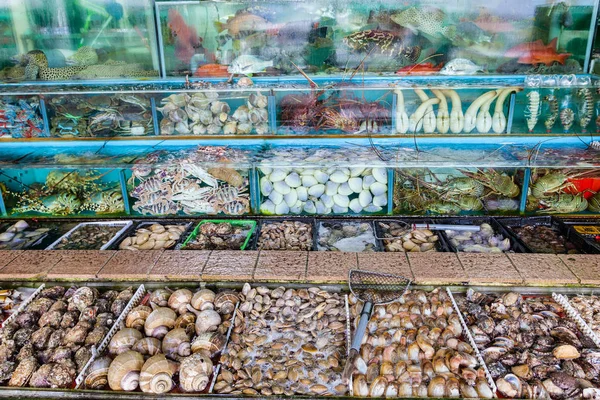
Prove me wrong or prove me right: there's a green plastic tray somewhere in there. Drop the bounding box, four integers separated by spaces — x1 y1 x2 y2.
181 219 257 250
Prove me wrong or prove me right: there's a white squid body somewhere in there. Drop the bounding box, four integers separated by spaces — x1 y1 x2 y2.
409 98 440 133
464 90 497 133
441 90 464 133
432 89 449 134
525 91 541 132
492 87 520 134
413 89 437 133
393 89 409 134
476 91 498 133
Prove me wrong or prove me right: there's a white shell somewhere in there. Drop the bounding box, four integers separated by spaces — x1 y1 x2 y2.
330 170 349 183
300 168 315 176
296 186 308 201
290 202 303 214
269 169 287 182
315 200 327 214
333 194 350 208
348 177 363 193
259 166 272 175
325 181 340 196
362 168 372 176
304 200 317 214
275 202 290 214
350 167 365 177
338 183 354 196
372 168 387 183
268 190 284 205
370 182 387 196
284 189 298 207
260 177 273 196
0 232 15 242
320 194 334 208
273 181 291 195
359 191 373 208
373 194 388 207
302 176 318 187
284 173 301 188
364 204 383 213
349 199 363 213
313 170 329 184
332 204 348 214
363 175 376 190
260 200 276 214
308 184 325 198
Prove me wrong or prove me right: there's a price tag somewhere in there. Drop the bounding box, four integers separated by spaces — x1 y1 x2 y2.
573 225 600 235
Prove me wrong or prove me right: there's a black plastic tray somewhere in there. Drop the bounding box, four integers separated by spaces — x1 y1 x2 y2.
373 218 451 252
554 217 600 253
496 216 599 254
434 216 528 253
315 219 382 252
112 220 195 250
256 218 317 251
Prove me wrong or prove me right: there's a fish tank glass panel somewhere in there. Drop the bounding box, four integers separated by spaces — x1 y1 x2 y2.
512 86 600 134
256 146 389 215
125 146 253 216
155 90 270 136
45 93 154 137
525 167 600 215
0 95 46 138
0 0 159 82
393 167 524 215
0 168 126 217
156 0 597 77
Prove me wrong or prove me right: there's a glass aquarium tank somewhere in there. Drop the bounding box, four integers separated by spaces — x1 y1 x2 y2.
0 0 159 81
155 0 597 77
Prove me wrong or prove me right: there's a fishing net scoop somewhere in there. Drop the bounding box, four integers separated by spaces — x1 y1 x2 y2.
342 269 411 383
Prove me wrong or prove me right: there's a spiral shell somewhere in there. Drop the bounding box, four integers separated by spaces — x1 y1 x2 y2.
85 356 111 389
139 354 176 394
190 332 226 357
108 351 144 391
168 289 193 315
149 289 170 307
214 291 240 315
191 289 215 311
132 337 162 356
192 309 221 335
109 328 143 356
174 312 196 337
144 307 176 339
179 351 213 392
162 328 191 359
125 305 152 331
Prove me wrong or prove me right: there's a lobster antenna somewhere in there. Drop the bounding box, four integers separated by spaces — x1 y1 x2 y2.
289 60 318 89
349 48 375 82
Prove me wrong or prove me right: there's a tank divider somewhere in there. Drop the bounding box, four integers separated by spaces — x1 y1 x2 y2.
345 294 353 396
268 91 277 135
520 168 531 214
150 97 159 136
506 92 516 134
0 189 6 217
118 169 131 215
39 98 51 138
1 283 45 328
446 287 498 397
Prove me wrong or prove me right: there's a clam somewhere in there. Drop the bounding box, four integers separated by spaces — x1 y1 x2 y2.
144 307 177 339
132 337 162 356
179 351 213 392
190 289 215 311
109 328 143 356
139 354 177 394
553 344 580 360
497 373 522 398
108 351 144 391
168 289 193 315
85 356 112 389
162 328 191 359
126 305 152 331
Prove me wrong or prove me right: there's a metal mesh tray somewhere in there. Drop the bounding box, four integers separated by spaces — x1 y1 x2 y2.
496 216 599 254
45 221 133 250
256 217 317 251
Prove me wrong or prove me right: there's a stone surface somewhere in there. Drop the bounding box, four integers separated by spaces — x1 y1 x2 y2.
408 253 466 284
203 251 258 281
458 253 523 285
557 254 600 285
0 251 64 280
47 250 116 280
149 251 211 281
254 251 308 281
357 252 413 280
307 252 358 282
97 250 163 280
507 253 579 285
0 251 23 269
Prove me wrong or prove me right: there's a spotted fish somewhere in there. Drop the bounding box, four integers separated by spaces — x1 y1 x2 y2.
343 30 421 62
391 7 452 41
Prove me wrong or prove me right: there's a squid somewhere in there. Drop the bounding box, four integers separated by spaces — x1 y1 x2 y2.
431 89 450 134
492 87 521 134
413 89 437 133
476 91 498 133
464 90 497 133
441 89 464 133
393 89 409 134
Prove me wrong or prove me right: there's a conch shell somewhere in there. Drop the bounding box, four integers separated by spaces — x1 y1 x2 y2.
108 351 144 391
179 351 213 392
144 307 176 339
139 354 177 394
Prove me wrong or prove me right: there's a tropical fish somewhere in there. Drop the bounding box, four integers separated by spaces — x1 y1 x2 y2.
168 9 202 64
396 62 444 75
444 22 491 45
391 7 451 40
439 58 484 75
194 64 229 77
215 12 270 37
505 38 571 66
228 55 273 75
343 30 421 62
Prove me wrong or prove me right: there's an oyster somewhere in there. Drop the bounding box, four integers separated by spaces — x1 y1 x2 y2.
74 346 92 373
9 356 38 387
39 310 63 329
85 326 108 347
30 362 73 388
31 326 54 350
63 321 91 345
70 287 98 312
16 311 38 329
